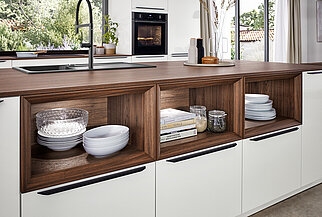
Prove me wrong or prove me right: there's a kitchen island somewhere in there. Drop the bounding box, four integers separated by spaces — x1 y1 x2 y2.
1 60 322 217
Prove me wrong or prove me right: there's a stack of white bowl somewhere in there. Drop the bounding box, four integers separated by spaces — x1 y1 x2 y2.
83 125 129 158
36 108 88 151
245 94 276 121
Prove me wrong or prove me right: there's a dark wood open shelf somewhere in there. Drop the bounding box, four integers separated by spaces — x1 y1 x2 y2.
244 73 302 138
245 116 301 139
158 78 243 159
160 131 241 159
21 86 157 192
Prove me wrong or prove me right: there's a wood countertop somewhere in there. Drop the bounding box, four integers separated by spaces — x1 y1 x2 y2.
0 60 322 97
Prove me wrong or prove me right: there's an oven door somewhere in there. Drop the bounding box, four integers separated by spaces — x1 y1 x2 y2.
133 21 167 55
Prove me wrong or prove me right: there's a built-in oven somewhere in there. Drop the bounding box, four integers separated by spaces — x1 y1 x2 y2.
132 12 168 55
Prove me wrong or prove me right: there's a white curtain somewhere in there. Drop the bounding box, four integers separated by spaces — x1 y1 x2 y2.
274 0 302 63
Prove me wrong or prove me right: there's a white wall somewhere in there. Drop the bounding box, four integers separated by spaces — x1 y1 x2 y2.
301 0 322 63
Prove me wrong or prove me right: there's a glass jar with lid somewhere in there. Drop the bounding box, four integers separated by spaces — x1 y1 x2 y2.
208 110 227 133
190 105 207 133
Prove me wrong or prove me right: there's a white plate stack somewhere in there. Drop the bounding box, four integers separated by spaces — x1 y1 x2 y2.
36 108 88 151
37 130 85 151
83 125 129 158
245 94 276 121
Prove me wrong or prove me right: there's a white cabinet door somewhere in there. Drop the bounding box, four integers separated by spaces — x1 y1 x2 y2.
94 56 132 64
132 0 168 11
0 97 20 217
0 60 11 68
22 163 155 217
12 58 87 67
156 141 242 217
168 0 200 56
243 127 301 213
302 71 322 186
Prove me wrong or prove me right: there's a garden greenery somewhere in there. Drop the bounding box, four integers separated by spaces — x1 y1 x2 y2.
0 0 103 51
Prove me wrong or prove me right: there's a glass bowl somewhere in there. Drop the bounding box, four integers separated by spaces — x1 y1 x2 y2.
36 108 88 137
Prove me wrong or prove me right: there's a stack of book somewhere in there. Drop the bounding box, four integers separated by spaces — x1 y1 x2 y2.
160 108 197 143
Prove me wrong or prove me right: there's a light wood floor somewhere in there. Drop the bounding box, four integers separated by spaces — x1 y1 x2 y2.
251 184 322 217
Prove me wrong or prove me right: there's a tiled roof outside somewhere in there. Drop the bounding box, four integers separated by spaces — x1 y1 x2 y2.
240 29 274 42
0 19 30 31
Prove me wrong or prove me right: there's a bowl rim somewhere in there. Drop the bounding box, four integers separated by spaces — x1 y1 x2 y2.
36 108 89 122
83 125 129 140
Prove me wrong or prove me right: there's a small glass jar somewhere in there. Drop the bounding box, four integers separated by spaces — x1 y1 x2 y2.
208 110 227 133
190 105 207 133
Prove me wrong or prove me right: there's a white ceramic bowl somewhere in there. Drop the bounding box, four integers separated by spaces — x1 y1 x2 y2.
245 94 269 104
84 136 129 148
83 125 129 141
83 140 128 158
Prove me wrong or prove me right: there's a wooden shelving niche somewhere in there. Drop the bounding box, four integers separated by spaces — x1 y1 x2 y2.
21 86 157 192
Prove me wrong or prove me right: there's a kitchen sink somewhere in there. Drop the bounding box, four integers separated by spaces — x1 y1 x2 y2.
13 62 156 74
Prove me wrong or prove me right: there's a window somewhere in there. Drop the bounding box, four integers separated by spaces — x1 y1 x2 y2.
231 0 276 61
0 0 107 52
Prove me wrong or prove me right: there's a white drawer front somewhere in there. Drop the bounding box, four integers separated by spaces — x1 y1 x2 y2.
132 55 168 62
243 127 302 213
12 58 87 67
157 141 242 217
0 97 20 217
22 163 155 217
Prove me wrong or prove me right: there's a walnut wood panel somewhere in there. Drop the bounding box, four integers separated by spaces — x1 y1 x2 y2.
1 61 322 98
107 93 144 151
160 88 190 110
21 86 156 193
245 117 301 138
190 84 234 132
234 79 244 137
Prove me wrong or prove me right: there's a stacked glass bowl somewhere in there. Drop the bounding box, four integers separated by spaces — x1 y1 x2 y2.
83 125 129 158
36 108 88 151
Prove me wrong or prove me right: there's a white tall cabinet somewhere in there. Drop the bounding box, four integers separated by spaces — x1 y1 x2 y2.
0 97 20 217
156 141 242 217
302 71 322 186
22 163 155 217
242 127 302 213
168 0 200 61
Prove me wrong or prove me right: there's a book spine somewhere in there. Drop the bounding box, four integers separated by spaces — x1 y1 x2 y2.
161 115 196 125
160 124 196 135
160 129 197 143
160 119 196 130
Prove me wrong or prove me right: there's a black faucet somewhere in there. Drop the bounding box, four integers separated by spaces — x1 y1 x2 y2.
75 0 94 70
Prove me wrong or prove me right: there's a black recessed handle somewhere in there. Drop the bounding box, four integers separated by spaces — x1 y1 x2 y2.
0 99 3 103
250 127 299 142
38 166 146 196
167 143 238 163
307 71 322 75
136 6 165 10
0 60 5 63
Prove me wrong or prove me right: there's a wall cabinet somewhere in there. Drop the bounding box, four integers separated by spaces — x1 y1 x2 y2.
156 141 242 217
242 127 302 213
302 71 322 186
0 97 20 217
22 163 155 217
168 0 200 58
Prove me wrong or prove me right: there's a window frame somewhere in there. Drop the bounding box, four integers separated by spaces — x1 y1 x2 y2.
235 0 270 62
